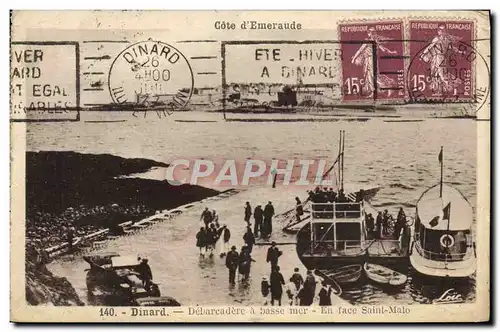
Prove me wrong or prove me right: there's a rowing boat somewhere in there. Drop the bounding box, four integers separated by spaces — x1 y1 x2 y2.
314 270 342 296
364 262 407 286
327 265 363 284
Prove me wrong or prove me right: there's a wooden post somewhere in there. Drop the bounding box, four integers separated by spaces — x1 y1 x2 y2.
272 172 278 188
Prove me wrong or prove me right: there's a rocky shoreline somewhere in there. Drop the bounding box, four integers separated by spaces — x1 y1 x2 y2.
25 151 220 305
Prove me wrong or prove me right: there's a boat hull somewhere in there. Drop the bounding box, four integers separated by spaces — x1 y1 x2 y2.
409 251 476 278
300 255 366 271
296 221 367 270
322 265 363 284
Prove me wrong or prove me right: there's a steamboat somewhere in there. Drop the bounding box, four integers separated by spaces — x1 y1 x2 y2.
294 131 411 272
409 151 476 278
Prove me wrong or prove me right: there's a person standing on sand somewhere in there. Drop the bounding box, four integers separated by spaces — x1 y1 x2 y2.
211 209 219 224
261 276 271 305
269 266 285 306
253 205 263 237
290 267 304 292
244 202 252 224
318 280 332 306
295 197 304 223
266 241 282 270
298 270 317 306
285 277 299 305
200 207 213 227
206 223 218 257
263 201 275 237
225 246 239 284
238 246 255 281
243 226 256 254
195 227 207 257
217 224 231 258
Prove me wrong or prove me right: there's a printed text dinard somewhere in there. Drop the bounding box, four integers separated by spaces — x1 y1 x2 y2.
215 20 302 30
98 305 412 317
251 47 340 80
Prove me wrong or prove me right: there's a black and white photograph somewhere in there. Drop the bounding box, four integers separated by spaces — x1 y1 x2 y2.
9 10 490 323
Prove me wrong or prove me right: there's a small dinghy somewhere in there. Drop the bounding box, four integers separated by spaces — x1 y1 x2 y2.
314 270 342 296
318 265 362 285
364 263 407 286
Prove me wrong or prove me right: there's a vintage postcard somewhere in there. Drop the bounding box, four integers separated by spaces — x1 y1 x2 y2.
10 10 490 323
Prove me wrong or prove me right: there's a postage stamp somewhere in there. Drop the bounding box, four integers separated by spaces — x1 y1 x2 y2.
9 10 490 324
407 20 475 103
338 20 406 103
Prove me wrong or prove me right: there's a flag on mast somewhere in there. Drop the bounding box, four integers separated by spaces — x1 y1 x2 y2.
442 202 451 220
429 202 451 228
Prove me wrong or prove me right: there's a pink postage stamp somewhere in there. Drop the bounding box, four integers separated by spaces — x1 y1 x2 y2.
408 20 475 102
339 20 405 103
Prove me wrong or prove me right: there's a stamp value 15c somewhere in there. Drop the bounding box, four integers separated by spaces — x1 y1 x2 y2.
339 21 406 103
408 20 475 103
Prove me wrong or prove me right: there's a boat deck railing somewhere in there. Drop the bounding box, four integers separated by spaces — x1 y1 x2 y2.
310 202 363 220
308 239 364 256
414 242 473 262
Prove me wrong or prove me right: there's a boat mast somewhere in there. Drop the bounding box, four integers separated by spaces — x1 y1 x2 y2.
341 130 345 191
337 131 342 190
439 146 444 198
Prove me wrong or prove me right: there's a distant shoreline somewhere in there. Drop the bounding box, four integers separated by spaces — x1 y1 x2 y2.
26 151 219 214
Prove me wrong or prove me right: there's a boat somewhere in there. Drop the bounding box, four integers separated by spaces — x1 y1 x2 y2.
84 252 161 304
364 262 408 286
409 183 476 278
296 131 411 270
316 264 362 284
313 270 343 296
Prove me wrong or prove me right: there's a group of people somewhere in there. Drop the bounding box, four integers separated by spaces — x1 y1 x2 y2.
365 207 407 240
195 204 335 306
225 244 257 283
196 208 231 258
307 187 364 219
244 201 275 238
261 267 333 306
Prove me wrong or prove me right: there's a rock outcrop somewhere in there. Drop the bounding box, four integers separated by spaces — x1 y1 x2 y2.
25 248 84 306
